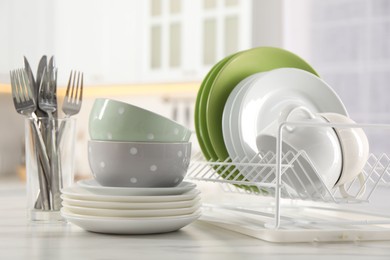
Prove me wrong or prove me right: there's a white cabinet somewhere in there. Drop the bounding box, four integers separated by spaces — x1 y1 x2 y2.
0 0 253 85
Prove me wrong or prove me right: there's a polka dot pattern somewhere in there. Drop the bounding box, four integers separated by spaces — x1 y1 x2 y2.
147 133 154 140
91 142 191 187
130 147 138 155
150 165 157 172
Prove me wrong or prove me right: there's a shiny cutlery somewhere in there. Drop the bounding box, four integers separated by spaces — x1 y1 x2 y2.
39 67 61 210
58 70 83 144
10 68 51 210
11 56 83 211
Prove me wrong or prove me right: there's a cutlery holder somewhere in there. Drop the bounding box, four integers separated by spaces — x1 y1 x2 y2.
187 121 390 242
25 117 77 221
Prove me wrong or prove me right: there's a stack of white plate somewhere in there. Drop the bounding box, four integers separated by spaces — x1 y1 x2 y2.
61 179 201 234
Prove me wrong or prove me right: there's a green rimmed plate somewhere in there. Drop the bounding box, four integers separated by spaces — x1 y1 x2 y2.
195 55 236 160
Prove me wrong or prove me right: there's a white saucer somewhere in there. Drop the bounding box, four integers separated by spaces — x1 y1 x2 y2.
63 203 201 218
77 179 197 196
61 185 201 202
61 208 201 234
62 196 201 210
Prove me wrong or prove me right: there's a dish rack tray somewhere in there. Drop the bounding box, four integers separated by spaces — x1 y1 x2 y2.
187 122 390 242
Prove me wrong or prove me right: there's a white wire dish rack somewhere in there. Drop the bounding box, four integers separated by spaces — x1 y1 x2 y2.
187 122 390 242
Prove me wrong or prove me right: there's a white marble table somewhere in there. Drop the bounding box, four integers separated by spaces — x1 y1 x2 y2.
1 179 390 260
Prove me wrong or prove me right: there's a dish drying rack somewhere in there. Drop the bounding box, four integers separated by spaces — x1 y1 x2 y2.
187 122 390 242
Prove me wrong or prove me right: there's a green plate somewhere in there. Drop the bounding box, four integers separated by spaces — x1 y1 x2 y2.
196 54 261 192
206 47 319 162
195 55 235 160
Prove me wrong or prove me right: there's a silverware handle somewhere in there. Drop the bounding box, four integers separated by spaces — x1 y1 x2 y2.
30 119 51 210
49 117 61 210
31 120 51 180
32 133 50 210
57 119 67 146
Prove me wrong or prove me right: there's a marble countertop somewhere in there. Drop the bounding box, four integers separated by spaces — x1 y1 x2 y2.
1 179 390 260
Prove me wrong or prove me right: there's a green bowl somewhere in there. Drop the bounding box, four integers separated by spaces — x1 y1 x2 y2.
89 98 192 142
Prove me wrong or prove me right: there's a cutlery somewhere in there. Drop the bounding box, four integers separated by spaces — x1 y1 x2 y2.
47 56 58 118
24 57 46 209
12 56 83 212
57 70 83 144
10 68 51 210
35 55 48 117
23 56 47 208
39 67 61 210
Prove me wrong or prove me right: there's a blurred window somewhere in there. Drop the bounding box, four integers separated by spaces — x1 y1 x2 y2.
146 0 250 81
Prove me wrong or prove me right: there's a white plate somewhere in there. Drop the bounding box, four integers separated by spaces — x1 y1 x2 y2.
62 185 201 202
61 208 201 234
234 68 348 162
63 203 201 218
223 72 267 162
62 196 201 210
222 74 258 160
77 179 197 196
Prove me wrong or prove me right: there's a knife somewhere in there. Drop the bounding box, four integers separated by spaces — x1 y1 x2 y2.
47 56 58 118
24 56 48 141
36 55 47 94
23 56 36 95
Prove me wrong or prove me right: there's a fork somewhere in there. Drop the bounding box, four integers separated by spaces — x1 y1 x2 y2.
57 70 83 144
10 68 51 210
38 67 61 210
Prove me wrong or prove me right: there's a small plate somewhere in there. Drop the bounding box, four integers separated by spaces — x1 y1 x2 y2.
62 196 201 210
63 203 201 218
77 179 196 196
61 208 201 234
61 185 201 202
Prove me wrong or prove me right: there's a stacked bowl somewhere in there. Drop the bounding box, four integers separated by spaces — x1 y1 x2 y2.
61 98 200 234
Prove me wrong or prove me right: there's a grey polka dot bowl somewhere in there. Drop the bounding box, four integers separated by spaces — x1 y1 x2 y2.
89 98 192 142
88 140 192 187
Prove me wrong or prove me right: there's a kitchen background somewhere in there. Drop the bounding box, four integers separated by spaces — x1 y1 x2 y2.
0 0 389 180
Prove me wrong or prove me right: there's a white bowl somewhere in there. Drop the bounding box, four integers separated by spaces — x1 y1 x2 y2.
88 140 191 188
319 113 369 187
256 106 342 196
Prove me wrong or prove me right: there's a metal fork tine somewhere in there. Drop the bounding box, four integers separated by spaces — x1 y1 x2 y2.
79 72 83 103
9 71 18 102
16 69 25 102
18 69 26 102
65 70 73 102
75 71 80 103
21 69 33 102
13 71 20 103
20 69 29 102
25 70 34 101
71 70 76 101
